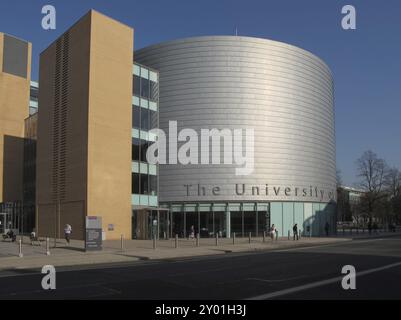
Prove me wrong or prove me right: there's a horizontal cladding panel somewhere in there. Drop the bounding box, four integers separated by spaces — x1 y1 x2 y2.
135 38 333 81
159 89 332 113
159 91 333 112
158 99 334 124
159 96 333 118
158 166 336 182
159 121 336 150
160 80 333 103
157 65 332 95
159 111 335 131
158 166 335 179
150 64 332 96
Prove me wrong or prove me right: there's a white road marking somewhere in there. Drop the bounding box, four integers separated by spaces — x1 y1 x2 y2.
246 261 401 300
247 275 307 283
274 237 386 253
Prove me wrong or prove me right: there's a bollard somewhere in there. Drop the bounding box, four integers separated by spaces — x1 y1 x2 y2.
120 234 124 251
215 233 219 246
196 233 199 247
263 231 266 243
175 234 178 248
153 234 157 249
233 232 236 244
248 232 251 244
18 239 23 258
288 230 290 240
46 237 50 256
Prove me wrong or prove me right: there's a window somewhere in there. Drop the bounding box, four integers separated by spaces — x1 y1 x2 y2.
141 78 149 98
30 87 38 101
150 175 157 195
141 108 150 131
132 173 139 194
140 140 149 162
140 175 149 194
133 75 141 96
133 106 140 128
132 138 140 161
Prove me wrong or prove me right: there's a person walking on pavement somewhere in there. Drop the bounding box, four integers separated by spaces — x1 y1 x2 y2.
189 225 195 240
325 222 330 237
64 224 72 245
293 223 299 240
270 224 276 240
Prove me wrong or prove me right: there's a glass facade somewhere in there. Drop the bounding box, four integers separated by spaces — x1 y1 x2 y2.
131 62 159 207
29 81 38 115
131 63 160 239
159 201 336 238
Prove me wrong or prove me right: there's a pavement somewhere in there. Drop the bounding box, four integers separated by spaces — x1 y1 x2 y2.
0 234 401 299
1 230 400 271
0 234 354 271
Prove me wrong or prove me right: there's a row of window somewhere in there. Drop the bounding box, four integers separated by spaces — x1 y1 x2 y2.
132 105 157 131
133 75 158 101
133 64 158 82
132 138 155 162
132 173 157 195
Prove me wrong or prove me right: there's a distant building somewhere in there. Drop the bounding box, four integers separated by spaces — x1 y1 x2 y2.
337 186 365 222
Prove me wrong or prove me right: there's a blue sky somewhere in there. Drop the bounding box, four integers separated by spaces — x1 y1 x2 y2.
1 0 400 186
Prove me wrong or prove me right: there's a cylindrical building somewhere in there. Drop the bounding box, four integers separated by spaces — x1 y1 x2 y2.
136 36 336 238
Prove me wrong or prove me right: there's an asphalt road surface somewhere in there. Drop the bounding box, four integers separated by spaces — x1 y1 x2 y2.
1 236 400 300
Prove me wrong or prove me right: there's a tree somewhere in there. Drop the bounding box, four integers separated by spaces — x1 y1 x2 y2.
356 150 388 221
385 167 401 223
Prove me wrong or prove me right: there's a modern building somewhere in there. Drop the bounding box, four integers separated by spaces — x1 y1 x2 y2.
136 36 337 237
337 186 366 223
1 10 337 239
0 32 32 233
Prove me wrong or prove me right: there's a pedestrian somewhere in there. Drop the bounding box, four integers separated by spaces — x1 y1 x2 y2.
293 223 299 240
189 225 195 240
64 224 72 245
270 224 276 240
325 222 330 237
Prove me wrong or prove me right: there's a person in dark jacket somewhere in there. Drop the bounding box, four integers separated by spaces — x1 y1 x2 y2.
293 223 299 240
325 222 330 236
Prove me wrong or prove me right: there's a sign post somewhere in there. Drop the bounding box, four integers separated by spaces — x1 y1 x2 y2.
85 216 102 251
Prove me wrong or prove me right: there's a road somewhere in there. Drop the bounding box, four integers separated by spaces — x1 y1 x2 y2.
0 236 400 299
